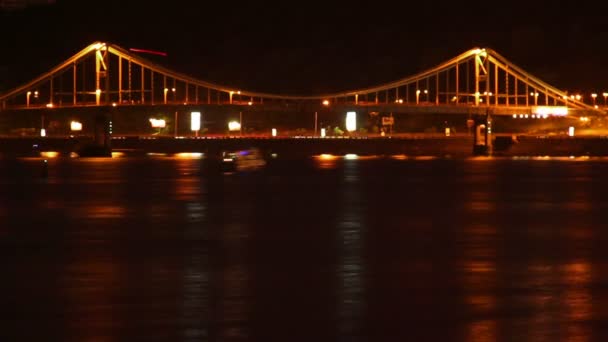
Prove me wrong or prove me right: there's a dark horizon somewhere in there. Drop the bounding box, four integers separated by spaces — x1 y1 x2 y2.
1 1 607 96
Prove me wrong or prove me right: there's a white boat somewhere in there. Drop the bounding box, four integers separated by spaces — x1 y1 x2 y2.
221 147 266 172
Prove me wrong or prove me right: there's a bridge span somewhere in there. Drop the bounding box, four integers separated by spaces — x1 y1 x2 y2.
0 42 603 119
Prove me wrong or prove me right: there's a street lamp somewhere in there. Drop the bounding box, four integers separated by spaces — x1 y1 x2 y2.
416 90 421 104
26 91 31 107
164 88 168 104
530 92 539 105
592 93 597 106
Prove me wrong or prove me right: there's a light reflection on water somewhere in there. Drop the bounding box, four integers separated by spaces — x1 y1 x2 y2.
337 159 365 340
1 156 608 340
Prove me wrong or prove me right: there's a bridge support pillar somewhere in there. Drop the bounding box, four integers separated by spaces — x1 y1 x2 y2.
472 110 492 156
76 111 112 157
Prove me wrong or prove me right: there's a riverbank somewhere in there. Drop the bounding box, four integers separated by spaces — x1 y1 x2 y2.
2 135 608 158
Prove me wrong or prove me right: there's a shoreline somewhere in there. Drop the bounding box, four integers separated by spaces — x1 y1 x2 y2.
2 135 608 159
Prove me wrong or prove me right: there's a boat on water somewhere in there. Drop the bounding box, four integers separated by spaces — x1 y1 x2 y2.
221 147 266 172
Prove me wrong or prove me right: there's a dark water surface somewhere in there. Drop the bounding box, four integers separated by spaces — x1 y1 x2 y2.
2 154 608 341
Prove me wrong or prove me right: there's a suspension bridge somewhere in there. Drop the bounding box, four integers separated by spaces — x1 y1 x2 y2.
0 41 602 119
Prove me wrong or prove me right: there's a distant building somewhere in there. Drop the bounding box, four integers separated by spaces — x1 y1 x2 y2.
0 0 55 11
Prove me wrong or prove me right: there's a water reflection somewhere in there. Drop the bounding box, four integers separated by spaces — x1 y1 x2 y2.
337 159 365 340
3 156 608 341
216 173 252 340
314 154 339 170
461 160 498 342
174 158 209 341
61 253 119 341
561 261 592 342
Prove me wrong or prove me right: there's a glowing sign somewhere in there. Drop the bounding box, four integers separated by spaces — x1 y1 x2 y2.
228 121 241 131
149 118 166 128
191 112 201 131
346 111 357 132
70 121 82 131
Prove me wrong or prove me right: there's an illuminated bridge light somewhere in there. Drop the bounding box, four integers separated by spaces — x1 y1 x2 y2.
533 106 568 116
40 151 59 158
175 152 203 159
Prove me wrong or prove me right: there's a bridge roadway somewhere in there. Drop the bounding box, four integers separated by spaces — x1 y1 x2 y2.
2 101 602 118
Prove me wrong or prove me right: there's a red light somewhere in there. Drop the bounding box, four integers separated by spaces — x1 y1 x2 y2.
129 48 168 57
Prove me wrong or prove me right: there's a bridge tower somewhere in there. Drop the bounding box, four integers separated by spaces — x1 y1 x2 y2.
474 49 490 106
95 44 109 105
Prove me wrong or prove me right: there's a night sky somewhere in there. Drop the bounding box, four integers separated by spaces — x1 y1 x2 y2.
1 1 608 96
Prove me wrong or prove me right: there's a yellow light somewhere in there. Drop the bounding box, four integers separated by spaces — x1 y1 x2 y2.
271 128 277 137
40 151 59 158
95 89 101 95
112 102 117 107
111 151 125 158
416 90 421 95
512 114 517 118
171 88 176 92
592 93 597 98
248 101 253 106
322 100 330 106
344 154 358 160
175 152 203 159
318 154 336 160
46 103 53 108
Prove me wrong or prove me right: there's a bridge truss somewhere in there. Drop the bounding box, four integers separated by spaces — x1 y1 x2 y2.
0 42 602 116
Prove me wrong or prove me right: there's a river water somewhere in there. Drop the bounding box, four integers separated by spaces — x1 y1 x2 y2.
2 154 608 341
